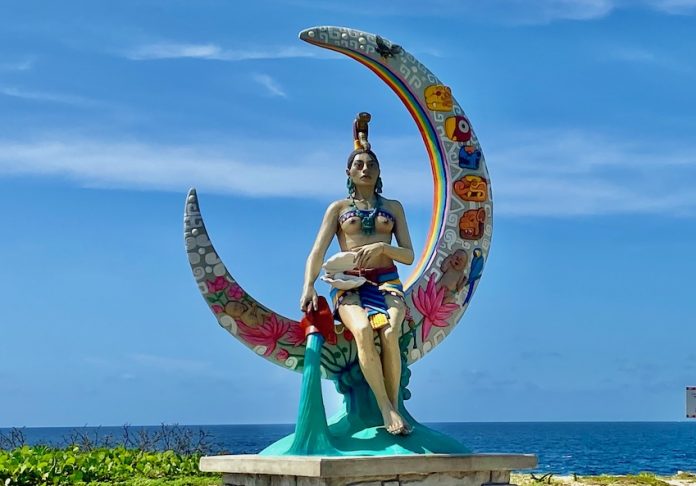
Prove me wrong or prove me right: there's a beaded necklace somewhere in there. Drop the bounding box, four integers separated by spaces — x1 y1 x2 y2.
350 195 381 235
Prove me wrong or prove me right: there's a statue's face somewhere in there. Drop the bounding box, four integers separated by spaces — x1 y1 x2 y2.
347 152 380 187
451 250 468 270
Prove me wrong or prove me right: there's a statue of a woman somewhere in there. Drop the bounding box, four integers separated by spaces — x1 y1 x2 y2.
300 113 415 435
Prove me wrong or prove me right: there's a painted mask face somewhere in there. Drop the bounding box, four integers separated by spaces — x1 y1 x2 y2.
459 208 486 240
424 85 453 112
348 152 380 187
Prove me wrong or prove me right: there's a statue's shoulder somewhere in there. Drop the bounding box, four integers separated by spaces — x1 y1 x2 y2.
326 198 352 215
379 196 404 213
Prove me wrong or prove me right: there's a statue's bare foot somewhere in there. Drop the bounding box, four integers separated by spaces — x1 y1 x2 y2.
382 407 410 435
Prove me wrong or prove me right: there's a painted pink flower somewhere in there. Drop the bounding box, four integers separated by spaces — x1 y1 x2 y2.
276 348 290 361
237 313 290 356
211 304 224 314
285 323 307 347
412 277 460 341
226 283 243 300
206 276 229 293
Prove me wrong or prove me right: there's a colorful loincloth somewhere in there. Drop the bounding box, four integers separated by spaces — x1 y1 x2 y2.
329 265 403 330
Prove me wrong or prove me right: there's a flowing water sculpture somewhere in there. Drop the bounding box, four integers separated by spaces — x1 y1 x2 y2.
183 26 493 456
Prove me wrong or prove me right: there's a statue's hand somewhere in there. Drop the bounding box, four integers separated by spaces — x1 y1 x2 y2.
300 287 319 312
354 242 385 268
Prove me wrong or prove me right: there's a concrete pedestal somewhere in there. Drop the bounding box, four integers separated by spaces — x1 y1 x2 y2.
200 453 537 486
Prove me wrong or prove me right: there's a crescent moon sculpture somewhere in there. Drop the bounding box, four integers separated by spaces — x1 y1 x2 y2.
183 26 493 454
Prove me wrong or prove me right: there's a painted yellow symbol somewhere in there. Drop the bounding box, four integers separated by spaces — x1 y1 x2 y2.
424 85 453 111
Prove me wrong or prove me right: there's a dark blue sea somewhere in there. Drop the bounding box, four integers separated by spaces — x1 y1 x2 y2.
2 422 695 475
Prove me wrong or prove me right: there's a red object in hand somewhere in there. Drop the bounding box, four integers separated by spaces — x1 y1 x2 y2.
300 296 335 341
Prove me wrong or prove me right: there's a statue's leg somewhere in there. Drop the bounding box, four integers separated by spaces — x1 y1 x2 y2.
379 295 405 407
338 295 407 435
379 294 410 433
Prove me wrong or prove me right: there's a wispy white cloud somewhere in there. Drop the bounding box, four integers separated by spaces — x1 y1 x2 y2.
128 43 222 60
125 42 333 61
0 86 101 107
489 129 696 216
289 0 696 23
0 58 34 72
0 129 695 217
609 47 658 63
288 0 616 23
0 136 353 199
606 46 695 74
503 0 696 21
644 0 696 13
252 73 287 97
526 0 616 22
410 47 445 58
510 0 696 19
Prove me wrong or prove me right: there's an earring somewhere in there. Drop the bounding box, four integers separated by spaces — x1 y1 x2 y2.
346 177 355 195
375 177 383 194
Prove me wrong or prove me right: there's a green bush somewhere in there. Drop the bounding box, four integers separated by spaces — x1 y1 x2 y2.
0 446 218 485
78 478 217 486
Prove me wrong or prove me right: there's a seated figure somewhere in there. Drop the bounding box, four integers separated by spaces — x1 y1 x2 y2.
300 113 415 435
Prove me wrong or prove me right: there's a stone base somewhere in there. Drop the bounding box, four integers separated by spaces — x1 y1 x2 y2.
200 453 537 486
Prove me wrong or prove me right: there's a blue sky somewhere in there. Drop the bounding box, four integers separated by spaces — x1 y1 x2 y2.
2 0 696 427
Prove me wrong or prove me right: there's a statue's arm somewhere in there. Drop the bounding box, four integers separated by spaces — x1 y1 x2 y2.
300 201 340 311
382 200 414 265
354 200 414 268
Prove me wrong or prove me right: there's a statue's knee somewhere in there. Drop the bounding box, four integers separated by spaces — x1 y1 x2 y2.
382 324 399 344
386 295 406 315
354 324 374 344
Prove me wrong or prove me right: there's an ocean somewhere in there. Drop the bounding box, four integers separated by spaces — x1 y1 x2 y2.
2 422 694 475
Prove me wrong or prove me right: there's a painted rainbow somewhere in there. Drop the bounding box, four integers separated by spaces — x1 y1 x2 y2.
300 28 452 291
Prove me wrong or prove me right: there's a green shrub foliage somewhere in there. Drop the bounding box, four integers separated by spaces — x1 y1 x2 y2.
0 445 214 485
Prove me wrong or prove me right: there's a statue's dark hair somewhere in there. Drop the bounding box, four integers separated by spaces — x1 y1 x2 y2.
346 148 380 169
